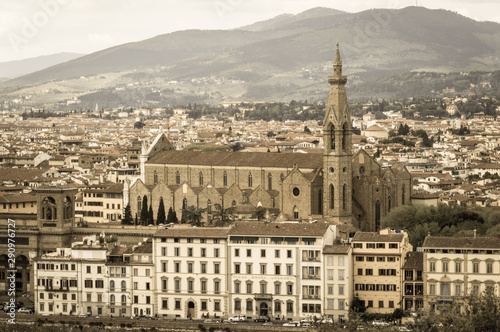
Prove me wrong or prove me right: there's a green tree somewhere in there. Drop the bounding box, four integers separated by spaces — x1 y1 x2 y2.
140 195 148 225
181 205 205 227
157 197 166 224
121 203 132 225
134 121 145 129
166 207 176 223
211 204 234 226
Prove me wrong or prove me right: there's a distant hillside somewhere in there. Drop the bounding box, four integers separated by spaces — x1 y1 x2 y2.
2 6 500 106
0 53 84 78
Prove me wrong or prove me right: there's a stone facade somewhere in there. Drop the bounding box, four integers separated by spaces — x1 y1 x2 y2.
130 46 411 231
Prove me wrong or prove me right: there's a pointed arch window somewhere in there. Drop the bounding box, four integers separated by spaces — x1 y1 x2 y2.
154 170 158 185
207 200 212 214
199 172 204 186
330 184 334 209
329 123 335 150
182 198 187 210
342 184 347 210
223 171 228 187
137 196 142 213
388 196 392 213
375 200 381 230
176 171 180 185
342 122 348 152
318 189 323 214
248 172 253 188
268 173 272 190
402 184 406 205
232 200 237 208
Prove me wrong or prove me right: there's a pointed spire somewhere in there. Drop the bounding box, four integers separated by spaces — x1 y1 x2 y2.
334 43 342 66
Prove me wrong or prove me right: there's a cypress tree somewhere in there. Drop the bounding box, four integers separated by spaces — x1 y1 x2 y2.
157 197 166 225
122 203 132 224
147 205 154 225
140 195 148 225
166 207 175 223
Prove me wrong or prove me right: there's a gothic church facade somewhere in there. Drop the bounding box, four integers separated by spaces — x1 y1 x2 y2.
129 45 411 231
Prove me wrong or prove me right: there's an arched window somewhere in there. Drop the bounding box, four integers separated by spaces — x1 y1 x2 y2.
223 171 228 187
375 200 381 230
182 198 187 210
110 280 115 291
329 184 334 209
207 200 212 214
318 189 323 214
121 280 126 291
293 206 299 220
388 196 391 213
199 172 204 186
176 171 180 185
232 200 237 208
137 196 141 212
342 122 348 151
248 172 253 188
121 295 127 304
64 196 72 220
329 123 335 150
154 170 158 185
110 294 115 304
342 184 347 210
46 207 53 220
402 184 406 205
268 173 272 190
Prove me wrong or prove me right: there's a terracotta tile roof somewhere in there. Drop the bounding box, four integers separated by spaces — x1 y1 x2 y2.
352 232 404 242
147 150 322 169
0 193 37 203
228 221 330 236
323 244 351 254
132 240 152 254
403 251 423 270
422 236 500 249
155 227 231 238
109 246 128 256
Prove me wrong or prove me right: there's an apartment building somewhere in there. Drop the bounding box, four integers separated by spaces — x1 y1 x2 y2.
352 229 413 314
82 183 123 223
227 222 338 321
153 227 231 319
128 239 155 317
107 246 132 317
323 243 352 323
421 236 500 313
33 242 108 316
402 251 424 312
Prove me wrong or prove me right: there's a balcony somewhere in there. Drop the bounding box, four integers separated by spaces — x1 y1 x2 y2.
303 294 320 300
302 274 320 280
303 257 320 262
437 296 453 302
254 293 272 301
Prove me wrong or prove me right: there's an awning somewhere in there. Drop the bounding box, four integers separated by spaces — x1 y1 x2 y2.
245 237 258 241
230 236 243 241
302 238 316 242
271 237 284 242
284 237 299 242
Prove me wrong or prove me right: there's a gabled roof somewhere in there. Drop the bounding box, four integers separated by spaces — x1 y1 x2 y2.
147 150 322 169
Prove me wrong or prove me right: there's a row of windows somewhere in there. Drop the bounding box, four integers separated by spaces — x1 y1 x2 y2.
36 263 76 271
354 284 397 291
428 283 493 296
233 263 294 275
234 280 294 295
38 279 77 288
429 261 494 274
160 298 223 312
326 284 345 296
353 243 399 249
40 292 76 301
39 302 77 313
358 300 395 309
355 256 398 262
160 261 221 274
1 202 34 209
233 299 294 313
357 268 397 276
161 247 221 258
326 299 346 311
159 278 222 294
154 170 284 190
160 238 220 244
326 255 345 266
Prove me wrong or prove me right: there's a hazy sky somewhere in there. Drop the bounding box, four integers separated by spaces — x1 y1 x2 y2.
0 0 499 63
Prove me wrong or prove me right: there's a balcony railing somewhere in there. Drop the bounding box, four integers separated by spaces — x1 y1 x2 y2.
303 274 320 280
303 294 320 300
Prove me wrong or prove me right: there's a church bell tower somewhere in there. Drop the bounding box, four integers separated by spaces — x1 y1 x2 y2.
323 44 353 224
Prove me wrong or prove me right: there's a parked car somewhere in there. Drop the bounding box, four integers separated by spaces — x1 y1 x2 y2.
372 320 390 327
321 318 334 324
228 314 247 322
18 308 33 314
254 315 270 322
302 321 313 327
396 327 412 331
283 321 301 327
